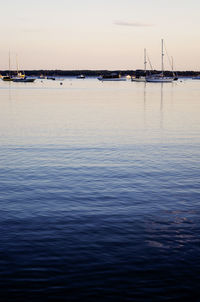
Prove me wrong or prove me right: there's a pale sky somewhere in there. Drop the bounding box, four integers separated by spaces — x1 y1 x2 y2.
0 0 200 70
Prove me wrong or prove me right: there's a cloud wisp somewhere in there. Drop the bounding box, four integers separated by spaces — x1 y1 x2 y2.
114 20 154 27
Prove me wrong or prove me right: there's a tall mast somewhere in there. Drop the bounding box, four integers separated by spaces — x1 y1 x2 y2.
144 48 147 73
161 39 164 76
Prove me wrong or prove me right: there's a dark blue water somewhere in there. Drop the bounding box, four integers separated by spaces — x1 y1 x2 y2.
0 79 200 301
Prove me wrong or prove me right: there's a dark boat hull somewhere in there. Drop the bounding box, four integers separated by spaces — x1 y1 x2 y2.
13 78 35 83
2 76 13 81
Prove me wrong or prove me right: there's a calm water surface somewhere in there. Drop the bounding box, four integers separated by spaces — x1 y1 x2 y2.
0 78 200 301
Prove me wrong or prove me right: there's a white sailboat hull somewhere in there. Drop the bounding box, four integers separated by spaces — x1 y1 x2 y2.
146 77 173 83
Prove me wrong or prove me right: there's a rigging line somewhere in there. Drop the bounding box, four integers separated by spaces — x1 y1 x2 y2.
163 41 173 70
146 52 153 71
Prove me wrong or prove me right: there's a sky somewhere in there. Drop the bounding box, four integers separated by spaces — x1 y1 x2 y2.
0 0 200 70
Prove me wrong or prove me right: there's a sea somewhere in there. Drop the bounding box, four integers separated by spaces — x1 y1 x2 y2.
0 77 200 301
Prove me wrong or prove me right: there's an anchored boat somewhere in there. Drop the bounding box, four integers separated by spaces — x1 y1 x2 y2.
12 77 35 82
2 76 13 81
146 39 174 83
98 73 126 81
131 49 147 82
77 74 85 79
2 51 13 81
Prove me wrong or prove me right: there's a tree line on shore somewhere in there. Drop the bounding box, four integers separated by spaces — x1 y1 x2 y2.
0 69 199 77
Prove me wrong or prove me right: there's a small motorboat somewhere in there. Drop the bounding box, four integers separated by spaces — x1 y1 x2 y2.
39 74 47 79
98 73 126 81
2 75 13 81
76 74 85 79
131 76 146 82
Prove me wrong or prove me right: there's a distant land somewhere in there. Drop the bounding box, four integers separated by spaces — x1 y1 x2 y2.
0 69 199 77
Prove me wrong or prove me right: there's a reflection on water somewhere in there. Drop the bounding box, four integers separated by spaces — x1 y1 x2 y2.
160 83 163 128
0 78 200 301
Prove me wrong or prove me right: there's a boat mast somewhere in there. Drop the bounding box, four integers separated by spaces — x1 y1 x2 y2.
161 39 164 76
144 48 147 74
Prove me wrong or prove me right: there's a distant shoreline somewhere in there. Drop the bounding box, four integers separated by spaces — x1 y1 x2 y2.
0 69 199 77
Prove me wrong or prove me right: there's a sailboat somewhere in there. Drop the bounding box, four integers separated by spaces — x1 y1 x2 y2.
2 51 13 81
146 39 173 83
12 55 35 83
131 49 147 82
